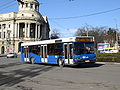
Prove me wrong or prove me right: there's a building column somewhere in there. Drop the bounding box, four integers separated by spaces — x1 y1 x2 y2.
28 23 30 38
35 23 38 39
1 26 3 39
42 25 45 39
18 23 20 38
38 24 40 39
40 24 42 40
14 23 17 38
25 23 27 38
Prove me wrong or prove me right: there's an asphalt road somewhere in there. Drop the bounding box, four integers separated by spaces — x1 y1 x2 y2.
0 56 120 90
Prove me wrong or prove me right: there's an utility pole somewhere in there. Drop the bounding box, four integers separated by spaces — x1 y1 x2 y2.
13 17 16 53
6 30 11 54
114 19 118 49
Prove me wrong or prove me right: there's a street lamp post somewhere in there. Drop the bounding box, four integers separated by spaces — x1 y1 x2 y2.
6 30 11 54
114 19 119 50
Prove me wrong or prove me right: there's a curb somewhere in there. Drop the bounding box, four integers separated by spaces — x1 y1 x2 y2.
96 62 120 65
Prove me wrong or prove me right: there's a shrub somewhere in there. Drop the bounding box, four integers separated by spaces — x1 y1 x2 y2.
96 53 120 62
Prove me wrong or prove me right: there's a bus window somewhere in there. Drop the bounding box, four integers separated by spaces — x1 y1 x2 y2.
74 42 94 55
64 44 73 59
64 45 67 59
47 44 54 55
54 43 63 55
21 46 24 53
69 44 73 59
74 43 84 55
44 46 47 58
84 42 94 54
24 48 29 58
29 45 41 55
47 43 63 55
41 46 44 58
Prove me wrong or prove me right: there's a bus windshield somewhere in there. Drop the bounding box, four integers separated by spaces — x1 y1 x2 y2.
74 42 94 55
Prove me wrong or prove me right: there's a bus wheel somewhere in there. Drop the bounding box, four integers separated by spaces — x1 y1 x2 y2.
58 58 64 67
30 57 35 64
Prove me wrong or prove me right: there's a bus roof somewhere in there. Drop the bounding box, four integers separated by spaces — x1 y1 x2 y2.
21 36 94 46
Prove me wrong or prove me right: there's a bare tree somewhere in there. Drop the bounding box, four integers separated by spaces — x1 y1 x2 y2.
50 29 60 39
107 28 116 46
75 24 93 36
75 25 108 42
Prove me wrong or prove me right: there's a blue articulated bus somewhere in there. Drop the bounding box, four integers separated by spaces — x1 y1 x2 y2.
21 36 96 66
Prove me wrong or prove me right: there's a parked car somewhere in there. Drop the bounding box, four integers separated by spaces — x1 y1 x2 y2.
100 47 119 53
7 53 17 58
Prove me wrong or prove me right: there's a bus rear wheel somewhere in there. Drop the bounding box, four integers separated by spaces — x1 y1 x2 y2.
58 58 64 67
30 57 35 64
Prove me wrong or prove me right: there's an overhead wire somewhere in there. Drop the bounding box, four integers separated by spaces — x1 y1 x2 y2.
0 1 119 20
49 19 67 29
0 1 119 30
49 7 120 20
48 7 120 30
48 7 120 34
0 0 16 12
0 0 15 7
0 0 14 5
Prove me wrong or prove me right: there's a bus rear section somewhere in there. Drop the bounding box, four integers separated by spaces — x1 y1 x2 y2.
21 43 64 65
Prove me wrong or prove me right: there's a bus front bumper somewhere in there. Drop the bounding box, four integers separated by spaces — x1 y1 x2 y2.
74 59 96 64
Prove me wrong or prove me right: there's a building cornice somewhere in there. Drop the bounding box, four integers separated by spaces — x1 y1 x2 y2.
0 17 44 22
0 18 15 22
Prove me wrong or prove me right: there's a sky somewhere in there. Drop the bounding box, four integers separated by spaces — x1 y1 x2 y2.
0 0 120 38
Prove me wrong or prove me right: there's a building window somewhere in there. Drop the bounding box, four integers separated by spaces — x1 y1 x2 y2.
0 32 1 38
2 41 4 44
22 4 24 8
9 24 10 28
19 23 25 38
30 23 35 38
22 14 24 16
30 4 33 8
27 23 28 28
4 32 5 38
2 24 6 29
35 5 38 10
26 3 28 7
0 24 1 29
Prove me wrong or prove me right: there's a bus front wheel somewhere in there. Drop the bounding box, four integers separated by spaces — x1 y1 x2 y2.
58 58 64 67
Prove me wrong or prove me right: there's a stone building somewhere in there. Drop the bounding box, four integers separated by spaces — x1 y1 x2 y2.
0 0 50 54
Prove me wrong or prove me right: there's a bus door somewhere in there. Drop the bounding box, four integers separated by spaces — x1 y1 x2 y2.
64 43 74 64
41 45 48 63
24 46 29 62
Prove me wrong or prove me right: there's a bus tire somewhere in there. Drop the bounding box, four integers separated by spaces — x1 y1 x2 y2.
30 57 35 64
58 58 64 67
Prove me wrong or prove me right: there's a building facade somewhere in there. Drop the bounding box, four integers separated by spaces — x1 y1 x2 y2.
0 0 50 54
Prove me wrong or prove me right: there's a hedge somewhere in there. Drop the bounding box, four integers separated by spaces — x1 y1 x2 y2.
96 53 120 63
